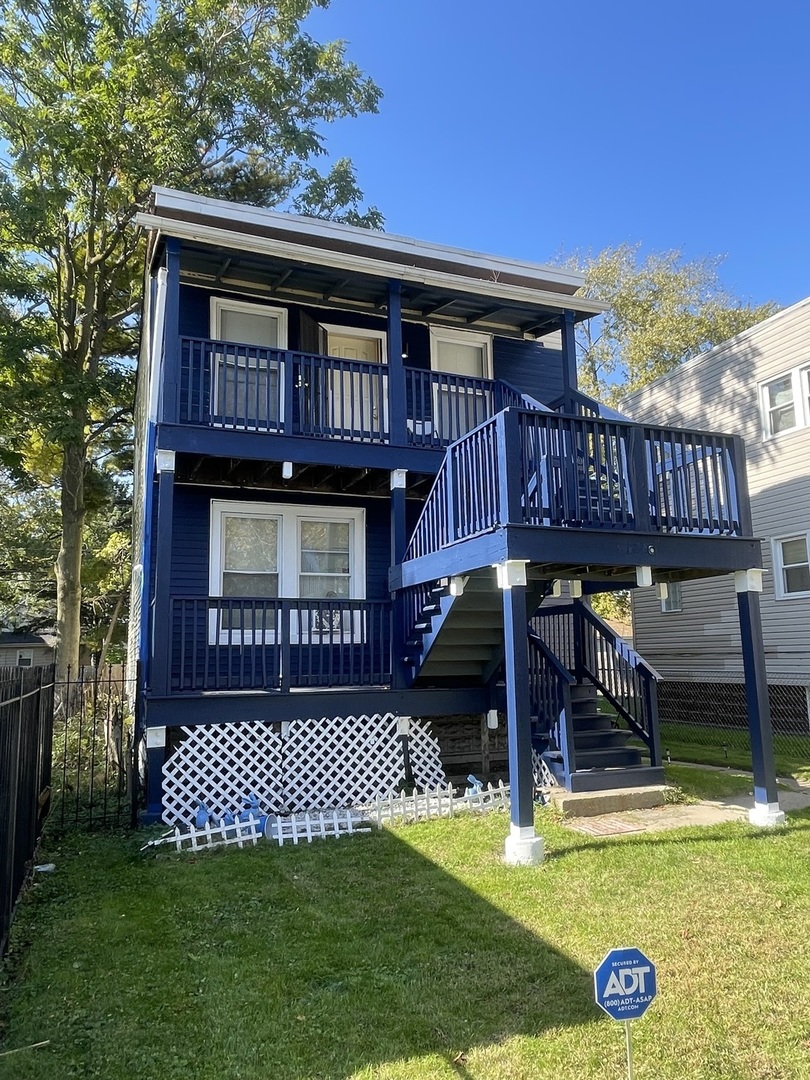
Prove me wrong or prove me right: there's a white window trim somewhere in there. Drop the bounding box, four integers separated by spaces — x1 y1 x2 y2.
660 581 683 614
210 297 289 347
772 531 810 600
16 649 34 668
209 500 366 644
759 365 810 440
208 298 290 432
319 323 387 361
429 326 493 378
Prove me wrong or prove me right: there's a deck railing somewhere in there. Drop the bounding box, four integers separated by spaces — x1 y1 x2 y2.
533 601 661 759
527 630 576 778
177 337 543 447
404 408 748 561
169 597 392 692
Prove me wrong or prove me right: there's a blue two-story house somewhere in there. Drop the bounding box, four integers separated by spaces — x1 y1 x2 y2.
130 187 784 863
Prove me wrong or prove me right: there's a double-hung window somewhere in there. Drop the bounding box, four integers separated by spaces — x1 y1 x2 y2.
760 365 810 438
210 298 288 430
773 534 810 599
209 501 365 643
660 581 683 613
16 650 33 668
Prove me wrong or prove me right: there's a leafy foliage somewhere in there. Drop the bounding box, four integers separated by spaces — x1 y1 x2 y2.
0 0 382 670
569 244 778 406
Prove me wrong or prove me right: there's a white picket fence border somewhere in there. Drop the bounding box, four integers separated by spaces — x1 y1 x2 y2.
141 814 264 854
265 808 372 846
360 780 510 827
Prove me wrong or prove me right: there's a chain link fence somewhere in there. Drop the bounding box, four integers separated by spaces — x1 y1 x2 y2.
656 678 810 777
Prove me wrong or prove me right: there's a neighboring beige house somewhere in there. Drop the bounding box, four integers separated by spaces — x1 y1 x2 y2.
0 632 56 669
622 297 810 733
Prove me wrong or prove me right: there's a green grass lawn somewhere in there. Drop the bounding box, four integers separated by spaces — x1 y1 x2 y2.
3 804 810 1080
658 722 810 782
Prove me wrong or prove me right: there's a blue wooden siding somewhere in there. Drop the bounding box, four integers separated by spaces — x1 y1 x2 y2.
169 484 392 600
493 338 564 407
178 286 431 368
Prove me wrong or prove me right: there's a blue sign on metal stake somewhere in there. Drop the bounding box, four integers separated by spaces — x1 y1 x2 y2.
594 947 657 1021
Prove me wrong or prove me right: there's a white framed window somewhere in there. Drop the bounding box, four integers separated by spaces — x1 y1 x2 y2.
210 298 289 429
773 533 810 599
16 650 33 668
429 327 493 379
660 581 683 613
209 501 365 643
760 365 810 438
429 328 493 441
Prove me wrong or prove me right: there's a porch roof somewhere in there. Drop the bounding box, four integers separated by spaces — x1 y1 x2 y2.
137 187 608 338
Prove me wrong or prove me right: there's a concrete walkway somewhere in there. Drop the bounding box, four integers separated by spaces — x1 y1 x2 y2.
562 769 810 836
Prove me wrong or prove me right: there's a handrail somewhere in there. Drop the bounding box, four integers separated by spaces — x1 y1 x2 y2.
526 629 576 780
169 596 392 692
178 336 554 446
403 406 749 564
534 601 660 760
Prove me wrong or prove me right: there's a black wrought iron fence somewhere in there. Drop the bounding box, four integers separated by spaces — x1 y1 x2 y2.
51 665 138 833
1 664 55 958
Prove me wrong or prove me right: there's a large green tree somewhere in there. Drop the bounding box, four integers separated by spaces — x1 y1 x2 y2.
565 244 778 626
0 0 381 678
570 244 778 407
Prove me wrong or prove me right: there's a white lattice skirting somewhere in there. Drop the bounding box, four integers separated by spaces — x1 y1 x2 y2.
161 713 445 825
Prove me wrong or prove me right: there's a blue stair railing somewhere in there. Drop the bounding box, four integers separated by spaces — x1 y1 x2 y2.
527 629 576 781
403 408 747 567
533 602 662 764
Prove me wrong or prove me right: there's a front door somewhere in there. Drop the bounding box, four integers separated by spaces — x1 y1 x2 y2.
321 325 388 438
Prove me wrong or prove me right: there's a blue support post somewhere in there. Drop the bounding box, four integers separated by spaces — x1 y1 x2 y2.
735 573 785 825
386 280 407 446
145 741 166 822
390 469 409 689
560 309 578 414
161 238 181 425
150 452 175 698
502 575 544 864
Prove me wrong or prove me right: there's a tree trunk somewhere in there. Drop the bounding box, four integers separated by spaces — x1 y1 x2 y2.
55 439 86 682
98 587 127 670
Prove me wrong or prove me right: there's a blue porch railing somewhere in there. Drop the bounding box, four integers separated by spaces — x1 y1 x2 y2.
527 629 576 779
404 407 749 560
532 602 661 761
169 597 392 693
177 337 542 447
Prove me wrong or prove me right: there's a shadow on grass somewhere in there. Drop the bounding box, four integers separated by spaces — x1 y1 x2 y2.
2 827 593 1080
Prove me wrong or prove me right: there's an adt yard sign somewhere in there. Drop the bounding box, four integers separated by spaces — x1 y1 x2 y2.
594 947 657 1021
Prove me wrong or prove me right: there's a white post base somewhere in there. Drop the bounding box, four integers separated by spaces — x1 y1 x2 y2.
504 823 544 866
748 802 786 827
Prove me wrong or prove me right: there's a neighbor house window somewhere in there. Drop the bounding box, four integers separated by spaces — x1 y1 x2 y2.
761 366 810 437
209 501 365 642
210 298 288 429
774 534 810 598
16 650 33 668
660 582 683 613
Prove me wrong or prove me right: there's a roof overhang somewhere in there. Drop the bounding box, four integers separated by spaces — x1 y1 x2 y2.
137 187 607 338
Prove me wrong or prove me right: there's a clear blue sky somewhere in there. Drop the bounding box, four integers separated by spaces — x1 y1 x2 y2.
306 0 809 308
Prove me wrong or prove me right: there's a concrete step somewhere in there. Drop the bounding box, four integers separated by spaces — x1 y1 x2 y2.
549 783 669 816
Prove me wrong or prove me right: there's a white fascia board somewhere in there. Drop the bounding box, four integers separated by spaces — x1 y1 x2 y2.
136 212 609 318
149 185 586 292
